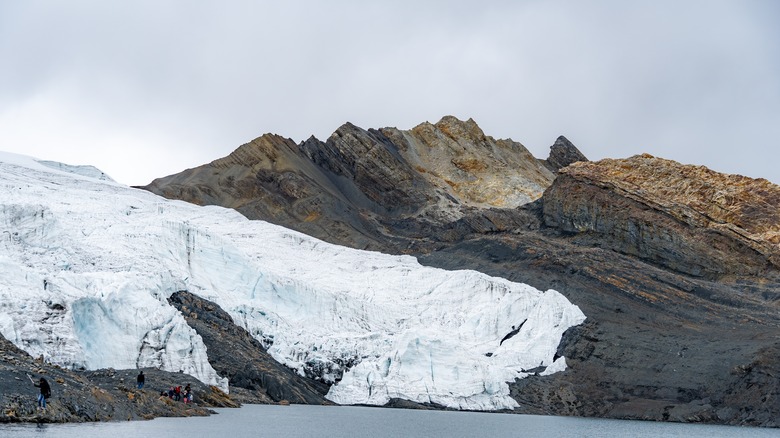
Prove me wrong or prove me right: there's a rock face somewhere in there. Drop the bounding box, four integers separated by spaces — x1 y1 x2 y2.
142 117 780 427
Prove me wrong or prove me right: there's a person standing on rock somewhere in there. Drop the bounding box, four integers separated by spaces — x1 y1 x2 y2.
137 370 145 389
29 376 51 411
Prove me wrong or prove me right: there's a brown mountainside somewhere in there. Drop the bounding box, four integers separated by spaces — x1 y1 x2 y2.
144 116 558 251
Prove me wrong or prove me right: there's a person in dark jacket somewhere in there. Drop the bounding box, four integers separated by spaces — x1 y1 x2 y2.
137 370 145 389
33 377 51 410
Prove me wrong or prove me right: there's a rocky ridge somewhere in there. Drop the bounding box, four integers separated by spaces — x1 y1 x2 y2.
544 154 780 278
137 116 778 426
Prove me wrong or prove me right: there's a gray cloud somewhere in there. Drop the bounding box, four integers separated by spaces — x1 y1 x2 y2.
1 0 777 185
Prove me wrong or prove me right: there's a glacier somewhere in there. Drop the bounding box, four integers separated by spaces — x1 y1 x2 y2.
0 151 586 410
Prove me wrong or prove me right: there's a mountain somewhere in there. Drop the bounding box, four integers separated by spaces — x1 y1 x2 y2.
143 116 561 253
143 116 780 426
0 151 585 416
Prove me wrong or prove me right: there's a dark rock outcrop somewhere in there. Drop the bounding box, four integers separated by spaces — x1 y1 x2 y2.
141 117 779 427
540 135 588 172
167 291 331 406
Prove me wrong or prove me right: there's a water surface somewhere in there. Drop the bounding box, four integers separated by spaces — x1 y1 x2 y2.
0 404 775 437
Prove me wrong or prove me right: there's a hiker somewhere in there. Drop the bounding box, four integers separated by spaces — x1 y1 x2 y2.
173 385 182 401
137 370 145 389
184 383 192 403
32 376 51 410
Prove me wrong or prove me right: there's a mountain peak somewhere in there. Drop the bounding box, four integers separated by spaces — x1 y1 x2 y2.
542 135 588 172
433 115 487 143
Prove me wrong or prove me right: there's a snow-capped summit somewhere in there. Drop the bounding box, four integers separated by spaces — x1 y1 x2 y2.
0 152 585 410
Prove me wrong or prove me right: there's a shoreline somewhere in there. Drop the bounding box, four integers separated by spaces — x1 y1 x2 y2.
0 334 245 423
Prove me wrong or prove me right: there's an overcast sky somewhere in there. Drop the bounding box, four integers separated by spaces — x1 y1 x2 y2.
1 0 778 186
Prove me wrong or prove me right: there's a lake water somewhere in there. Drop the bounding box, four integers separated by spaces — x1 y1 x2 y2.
0 404 776 438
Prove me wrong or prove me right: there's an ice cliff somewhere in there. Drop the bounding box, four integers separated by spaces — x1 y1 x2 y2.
0 152 585 410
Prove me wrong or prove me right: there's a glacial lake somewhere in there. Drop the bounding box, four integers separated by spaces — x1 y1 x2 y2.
0 404 776 438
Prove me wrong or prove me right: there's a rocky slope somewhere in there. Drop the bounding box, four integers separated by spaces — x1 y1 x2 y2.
142 116 780 426
0 332 238 423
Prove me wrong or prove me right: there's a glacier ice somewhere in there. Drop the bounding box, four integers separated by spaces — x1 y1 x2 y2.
0 152 586 410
